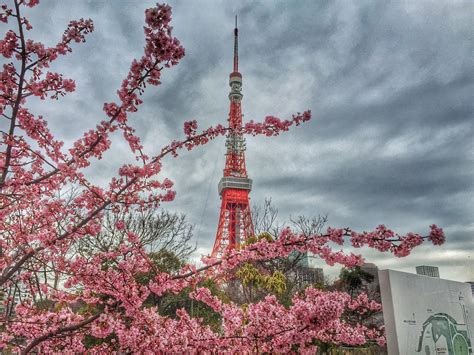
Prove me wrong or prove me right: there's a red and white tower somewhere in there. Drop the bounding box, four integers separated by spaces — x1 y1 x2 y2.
211 18 254 258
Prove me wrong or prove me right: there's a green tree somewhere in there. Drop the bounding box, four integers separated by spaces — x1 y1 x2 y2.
338 267 375 297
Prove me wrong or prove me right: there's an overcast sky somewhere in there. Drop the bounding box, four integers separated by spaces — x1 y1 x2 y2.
15 0 473 281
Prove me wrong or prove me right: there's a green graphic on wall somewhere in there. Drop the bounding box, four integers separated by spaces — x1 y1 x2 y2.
416 313 472 355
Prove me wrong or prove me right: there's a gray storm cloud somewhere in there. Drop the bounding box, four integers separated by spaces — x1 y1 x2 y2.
10 0 473 281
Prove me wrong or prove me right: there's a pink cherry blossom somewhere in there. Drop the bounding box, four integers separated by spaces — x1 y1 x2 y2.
0 1 445 353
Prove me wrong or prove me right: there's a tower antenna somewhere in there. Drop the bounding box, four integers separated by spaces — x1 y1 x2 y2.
233 15 238 73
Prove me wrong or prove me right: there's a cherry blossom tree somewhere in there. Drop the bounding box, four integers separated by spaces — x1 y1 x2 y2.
0 1 445 353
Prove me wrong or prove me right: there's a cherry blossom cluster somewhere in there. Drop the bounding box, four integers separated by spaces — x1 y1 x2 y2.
186 287 385 353
199 224 444 278
0 1 445 353
0 221 443 352
244 110 312 136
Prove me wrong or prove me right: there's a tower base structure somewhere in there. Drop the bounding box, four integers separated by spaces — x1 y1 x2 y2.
212 178 253 258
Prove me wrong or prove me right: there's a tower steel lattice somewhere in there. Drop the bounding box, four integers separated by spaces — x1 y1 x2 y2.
211 18 254 258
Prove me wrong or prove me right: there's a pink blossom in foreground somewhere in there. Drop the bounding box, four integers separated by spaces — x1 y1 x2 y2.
0 1 445 353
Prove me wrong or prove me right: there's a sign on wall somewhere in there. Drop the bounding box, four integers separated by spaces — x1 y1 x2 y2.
379 269 473 355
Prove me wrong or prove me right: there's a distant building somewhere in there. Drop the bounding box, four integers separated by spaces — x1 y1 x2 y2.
295 251 317 268
295 266 324 287
361 262 379 284
294 252 324 287
416 265 440 278
361 262 381 298
467 282 474 296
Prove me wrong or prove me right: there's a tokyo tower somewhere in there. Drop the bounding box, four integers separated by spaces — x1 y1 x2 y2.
211 18 254 258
